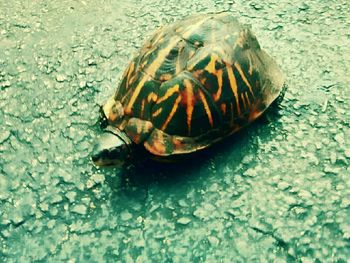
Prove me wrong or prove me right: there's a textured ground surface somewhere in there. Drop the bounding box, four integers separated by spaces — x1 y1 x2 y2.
1 0 350 262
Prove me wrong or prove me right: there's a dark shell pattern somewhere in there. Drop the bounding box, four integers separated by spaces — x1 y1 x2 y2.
103 12 284 156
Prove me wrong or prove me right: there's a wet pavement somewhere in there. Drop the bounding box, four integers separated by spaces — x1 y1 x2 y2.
1 0 350 262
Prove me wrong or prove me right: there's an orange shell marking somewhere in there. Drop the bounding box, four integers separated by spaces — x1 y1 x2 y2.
147 92 158 103
205 54 218 74
226 65 241 115
213 69 223 101
220 103 227 115
161 95 182 131
157 84 179 104
234 62 255 99
198 89 213 127
183 79 195 135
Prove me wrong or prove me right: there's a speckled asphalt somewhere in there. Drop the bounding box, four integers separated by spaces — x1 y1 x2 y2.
1 0 349 262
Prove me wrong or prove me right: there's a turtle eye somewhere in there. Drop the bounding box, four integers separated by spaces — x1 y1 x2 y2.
99 106 108 129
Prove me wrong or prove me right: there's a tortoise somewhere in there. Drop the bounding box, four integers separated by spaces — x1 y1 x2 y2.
91 12 285 167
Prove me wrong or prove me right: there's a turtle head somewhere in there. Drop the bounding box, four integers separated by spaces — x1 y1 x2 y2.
91 126 132 167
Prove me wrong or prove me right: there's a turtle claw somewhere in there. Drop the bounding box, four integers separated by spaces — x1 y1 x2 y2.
99 106 109 129
271 83 288 108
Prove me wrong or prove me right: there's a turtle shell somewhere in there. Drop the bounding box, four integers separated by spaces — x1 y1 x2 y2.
102 12 284 156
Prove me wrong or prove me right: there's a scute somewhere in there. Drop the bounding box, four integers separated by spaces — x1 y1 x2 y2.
116 67 161 120
138 35 197 82
175 13 241 47
151 71 221 137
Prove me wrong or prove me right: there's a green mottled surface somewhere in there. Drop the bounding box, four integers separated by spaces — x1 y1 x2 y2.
1 0 349 262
